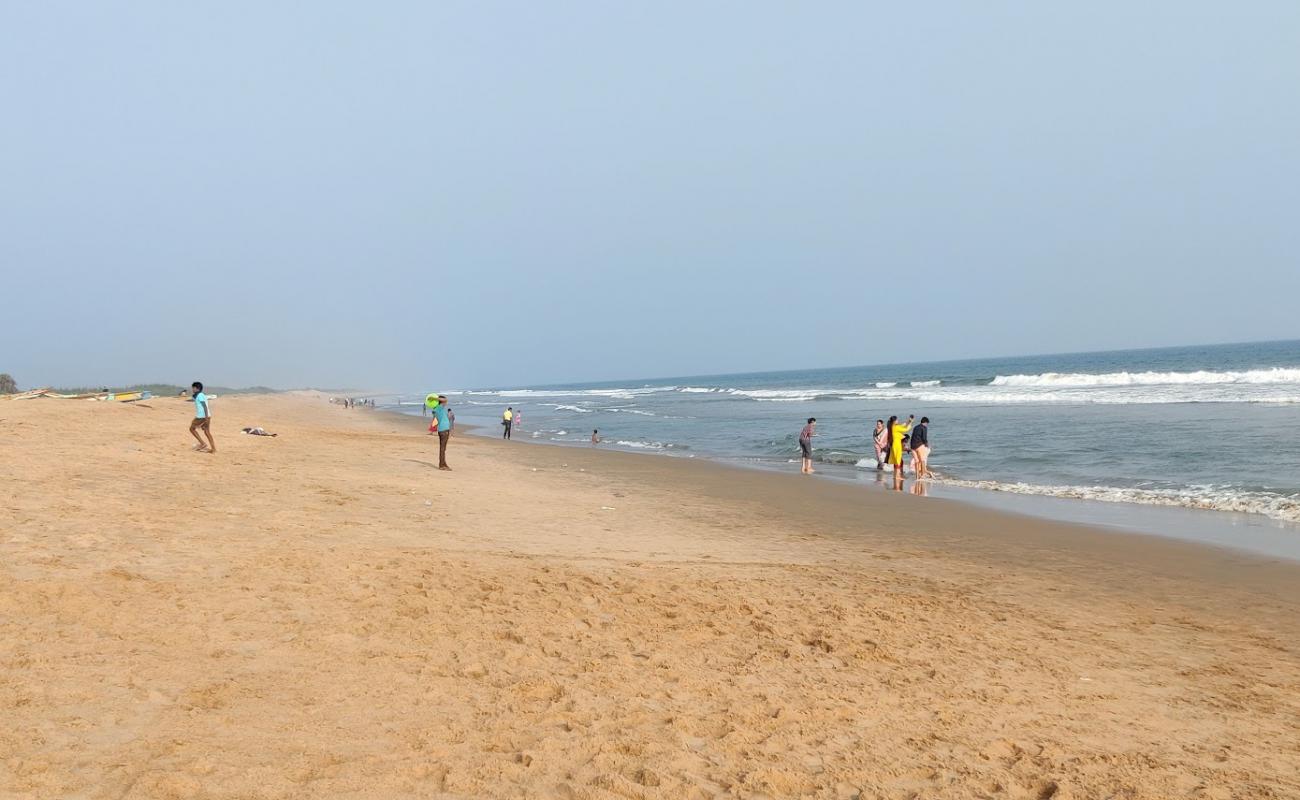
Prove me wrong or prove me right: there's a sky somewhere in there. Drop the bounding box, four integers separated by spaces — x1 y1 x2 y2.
2 2 1298 391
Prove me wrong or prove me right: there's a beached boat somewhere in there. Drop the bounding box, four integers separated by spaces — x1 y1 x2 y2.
1 388 154 402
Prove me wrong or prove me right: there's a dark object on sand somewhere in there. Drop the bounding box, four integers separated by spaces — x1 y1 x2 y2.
241 427 278 437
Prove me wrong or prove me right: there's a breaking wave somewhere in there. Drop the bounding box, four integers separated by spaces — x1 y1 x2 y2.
990 367 1300 388
933 477 1300 524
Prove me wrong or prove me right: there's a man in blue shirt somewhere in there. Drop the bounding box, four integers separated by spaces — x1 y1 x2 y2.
433 394 452 470
189 381 216 454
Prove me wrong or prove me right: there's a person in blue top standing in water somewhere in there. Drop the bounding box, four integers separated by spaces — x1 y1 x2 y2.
189 381 216 454
433 394 452 470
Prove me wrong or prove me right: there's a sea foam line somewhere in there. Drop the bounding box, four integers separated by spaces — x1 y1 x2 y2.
989 367 1300 388
932 477 1300 523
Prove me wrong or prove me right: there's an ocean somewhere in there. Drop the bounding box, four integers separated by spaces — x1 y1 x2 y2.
392 340 1300 534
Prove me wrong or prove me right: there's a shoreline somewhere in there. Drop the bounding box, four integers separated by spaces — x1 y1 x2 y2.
421 339 1300 531
4 393 1299 797
434 407 1300 564
379 408 1300 611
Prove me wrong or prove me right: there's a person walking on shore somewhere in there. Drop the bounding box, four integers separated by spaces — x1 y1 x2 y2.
513 409 522 431
887 414 912 479
503 407 513 440
189 381 216 454
872 419 887 470
799 417 817 474
911 416 931 478
434 395 452 470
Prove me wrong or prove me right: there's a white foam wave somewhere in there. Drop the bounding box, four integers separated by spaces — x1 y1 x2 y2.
990 367 1300 388
552 404 592 414
725 388 832 402
679 384 1300 405
469 386 679 400
935 477 1300 523
614 440 667 450
461 365 1300 408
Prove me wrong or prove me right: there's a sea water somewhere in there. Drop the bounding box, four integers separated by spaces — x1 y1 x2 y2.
395 340 1300 532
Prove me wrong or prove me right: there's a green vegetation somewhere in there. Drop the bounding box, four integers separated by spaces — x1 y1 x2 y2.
48 383 280 396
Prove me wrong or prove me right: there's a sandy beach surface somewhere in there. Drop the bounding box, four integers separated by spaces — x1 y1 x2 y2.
2 393 1298 800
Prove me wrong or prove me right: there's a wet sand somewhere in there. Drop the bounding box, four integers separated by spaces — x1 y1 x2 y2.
2 393 1298 799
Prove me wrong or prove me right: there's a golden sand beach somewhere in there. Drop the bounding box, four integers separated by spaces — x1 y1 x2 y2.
2 393 1298 799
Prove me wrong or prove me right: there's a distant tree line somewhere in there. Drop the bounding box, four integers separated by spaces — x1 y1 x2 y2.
48 384 281 396
0 376 280 396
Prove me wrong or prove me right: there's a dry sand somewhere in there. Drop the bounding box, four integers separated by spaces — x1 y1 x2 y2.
2 393 1298 800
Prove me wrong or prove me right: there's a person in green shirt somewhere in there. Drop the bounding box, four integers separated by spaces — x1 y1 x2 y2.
189 381 216 454
433 395 452 470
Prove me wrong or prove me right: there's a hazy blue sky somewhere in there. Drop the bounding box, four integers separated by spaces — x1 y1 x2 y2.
3 2 1297 390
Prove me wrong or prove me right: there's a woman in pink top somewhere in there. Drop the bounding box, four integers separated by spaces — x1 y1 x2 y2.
872 419 887 470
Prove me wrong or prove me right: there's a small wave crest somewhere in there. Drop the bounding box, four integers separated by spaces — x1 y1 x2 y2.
467 386 679 401
539 403 593 414
612 440 687 451
989 367 1300 388
934 477 1300 523
684 384 1300 405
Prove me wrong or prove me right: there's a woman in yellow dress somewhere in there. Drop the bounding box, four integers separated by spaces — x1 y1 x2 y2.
887 414 914 477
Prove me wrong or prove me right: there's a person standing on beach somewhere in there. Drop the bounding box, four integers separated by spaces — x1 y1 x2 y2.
911 416 931 478
887 414 913 479
503 407 513 439
873 419 887 470
189 381 216 454
514 409 522 431
434 395 452 470
799 417 817 474
591 429 600 444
